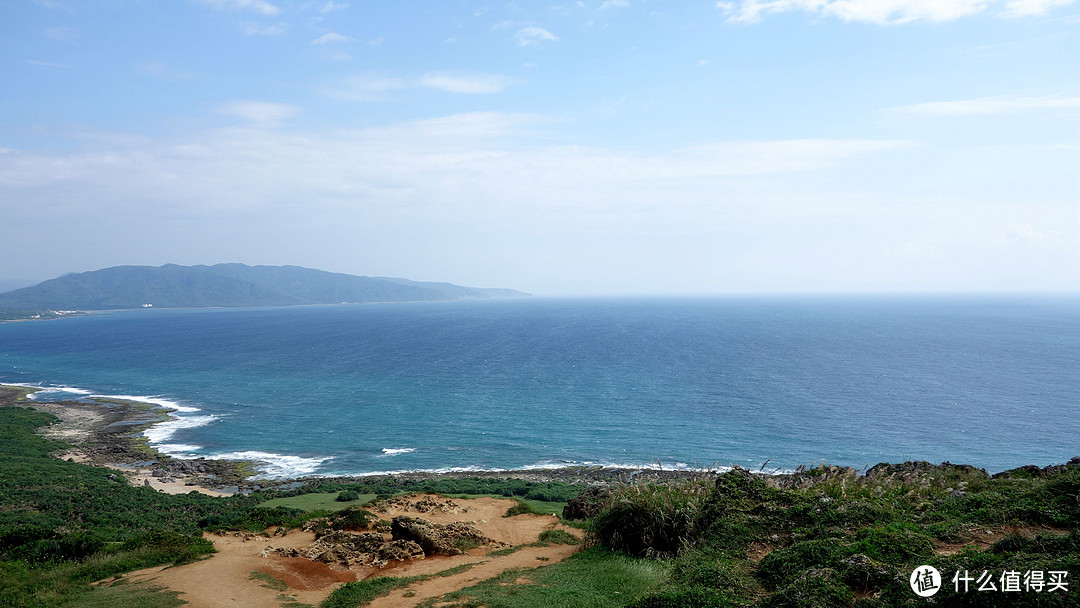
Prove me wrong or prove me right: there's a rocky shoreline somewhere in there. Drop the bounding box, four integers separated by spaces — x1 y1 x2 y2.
0 384 251 494
3 383 1077 497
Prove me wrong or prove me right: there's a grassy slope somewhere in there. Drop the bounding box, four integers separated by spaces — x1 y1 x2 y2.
5 394 1076 608
258 492 378 512
591 466 1080 608
0 407 230 607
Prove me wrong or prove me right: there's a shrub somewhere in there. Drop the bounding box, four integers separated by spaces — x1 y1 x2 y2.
762 568 853 608
330 507 375 531
590 481 710 558
755 539 845 590
336 490 360 502
504 499 538 517
849 523 934 564
538 529 579 545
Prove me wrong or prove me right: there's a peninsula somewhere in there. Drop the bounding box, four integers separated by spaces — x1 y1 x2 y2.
0 263 528 315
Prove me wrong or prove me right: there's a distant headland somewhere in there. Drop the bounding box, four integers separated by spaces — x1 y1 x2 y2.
0 264 529 316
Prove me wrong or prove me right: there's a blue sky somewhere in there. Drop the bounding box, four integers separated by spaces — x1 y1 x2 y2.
1 0 1077 294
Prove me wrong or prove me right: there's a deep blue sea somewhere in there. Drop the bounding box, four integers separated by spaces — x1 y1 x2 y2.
0 296 1077 477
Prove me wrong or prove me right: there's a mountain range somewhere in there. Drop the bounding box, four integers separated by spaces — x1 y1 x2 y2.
0 264 528 311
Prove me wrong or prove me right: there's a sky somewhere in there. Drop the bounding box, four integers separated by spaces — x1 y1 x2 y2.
1 0 1077 295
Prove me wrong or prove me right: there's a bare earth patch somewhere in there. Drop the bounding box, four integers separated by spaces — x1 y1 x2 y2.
103 494 583 608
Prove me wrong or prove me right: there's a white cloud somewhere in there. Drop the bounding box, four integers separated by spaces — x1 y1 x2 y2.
138 61 196 81
322 74 408 101
0 115 908 212
418 72 517 94
600 0 631 8
25 59 68 68
242 21 288 35
200 0 279 15
44 26 74 41
895 95 1080 115
369 36 384 46
311 32 353 44
515 26 559 46
217 101 299 125
1006 223 1058 242
1000 0 1074 16
320 1 349 12
324 72 517 100
719 0 1075 23
3 117 1072 292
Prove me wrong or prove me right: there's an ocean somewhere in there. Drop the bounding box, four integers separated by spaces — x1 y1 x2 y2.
0 296 1076 478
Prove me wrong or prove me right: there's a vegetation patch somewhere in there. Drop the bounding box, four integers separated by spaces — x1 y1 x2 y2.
250 570 290 592
584 463 1080 607
504 499 539 517
537 529 578 545
3 388 1077 608
258 492 376 512
416 548 669 608
321 563 481 608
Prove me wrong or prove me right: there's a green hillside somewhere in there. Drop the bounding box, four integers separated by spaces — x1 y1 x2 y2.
0 264 528 313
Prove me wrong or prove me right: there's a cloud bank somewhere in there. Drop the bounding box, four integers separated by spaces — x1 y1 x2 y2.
718 0 1077 24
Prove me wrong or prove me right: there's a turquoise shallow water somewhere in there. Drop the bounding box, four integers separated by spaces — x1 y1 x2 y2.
0 296 1077 477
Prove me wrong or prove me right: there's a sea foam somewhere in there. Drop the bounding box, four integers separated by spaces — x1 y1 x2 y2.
143 415 217 444
155 443 204 457
90 393 202 413
23 384 93 398
214 450 330 479
381 448 416 455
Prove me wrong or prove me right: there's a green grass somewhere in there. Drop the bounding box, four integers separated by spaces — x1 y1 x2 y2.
320 563 482 608
47 581 187 608
320 575 423 608
416 547 669 608
538 529 579 545
282 478 585 506
250 570 290 591
441 494 567 517
435 562 482 577
505 499 539 517
0 405 267 607
5 389 1078 608
257 492 377 512
588 465 1080 608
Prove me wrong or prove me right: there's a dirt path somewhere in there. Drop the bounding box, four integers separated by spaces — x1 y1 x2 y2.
103 495 584 608
367 543 580 608
117 530 341 608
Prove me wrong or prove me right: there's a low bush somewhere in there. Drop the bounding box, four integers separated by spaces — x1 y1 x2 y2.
590 481 711 558
336 490 360 502
505 499 539 517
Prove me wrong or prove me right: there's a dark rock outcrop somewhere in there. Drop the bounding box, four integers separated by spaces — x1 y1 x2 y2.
562 486 613 520
390 516 505 556
992 457 1080 479
263 531 425 568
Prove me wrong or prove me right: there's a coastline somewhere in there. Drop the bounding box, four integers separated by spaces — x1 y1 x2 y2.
0 384 251 496
0 383 771 497
5 383 1078 501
